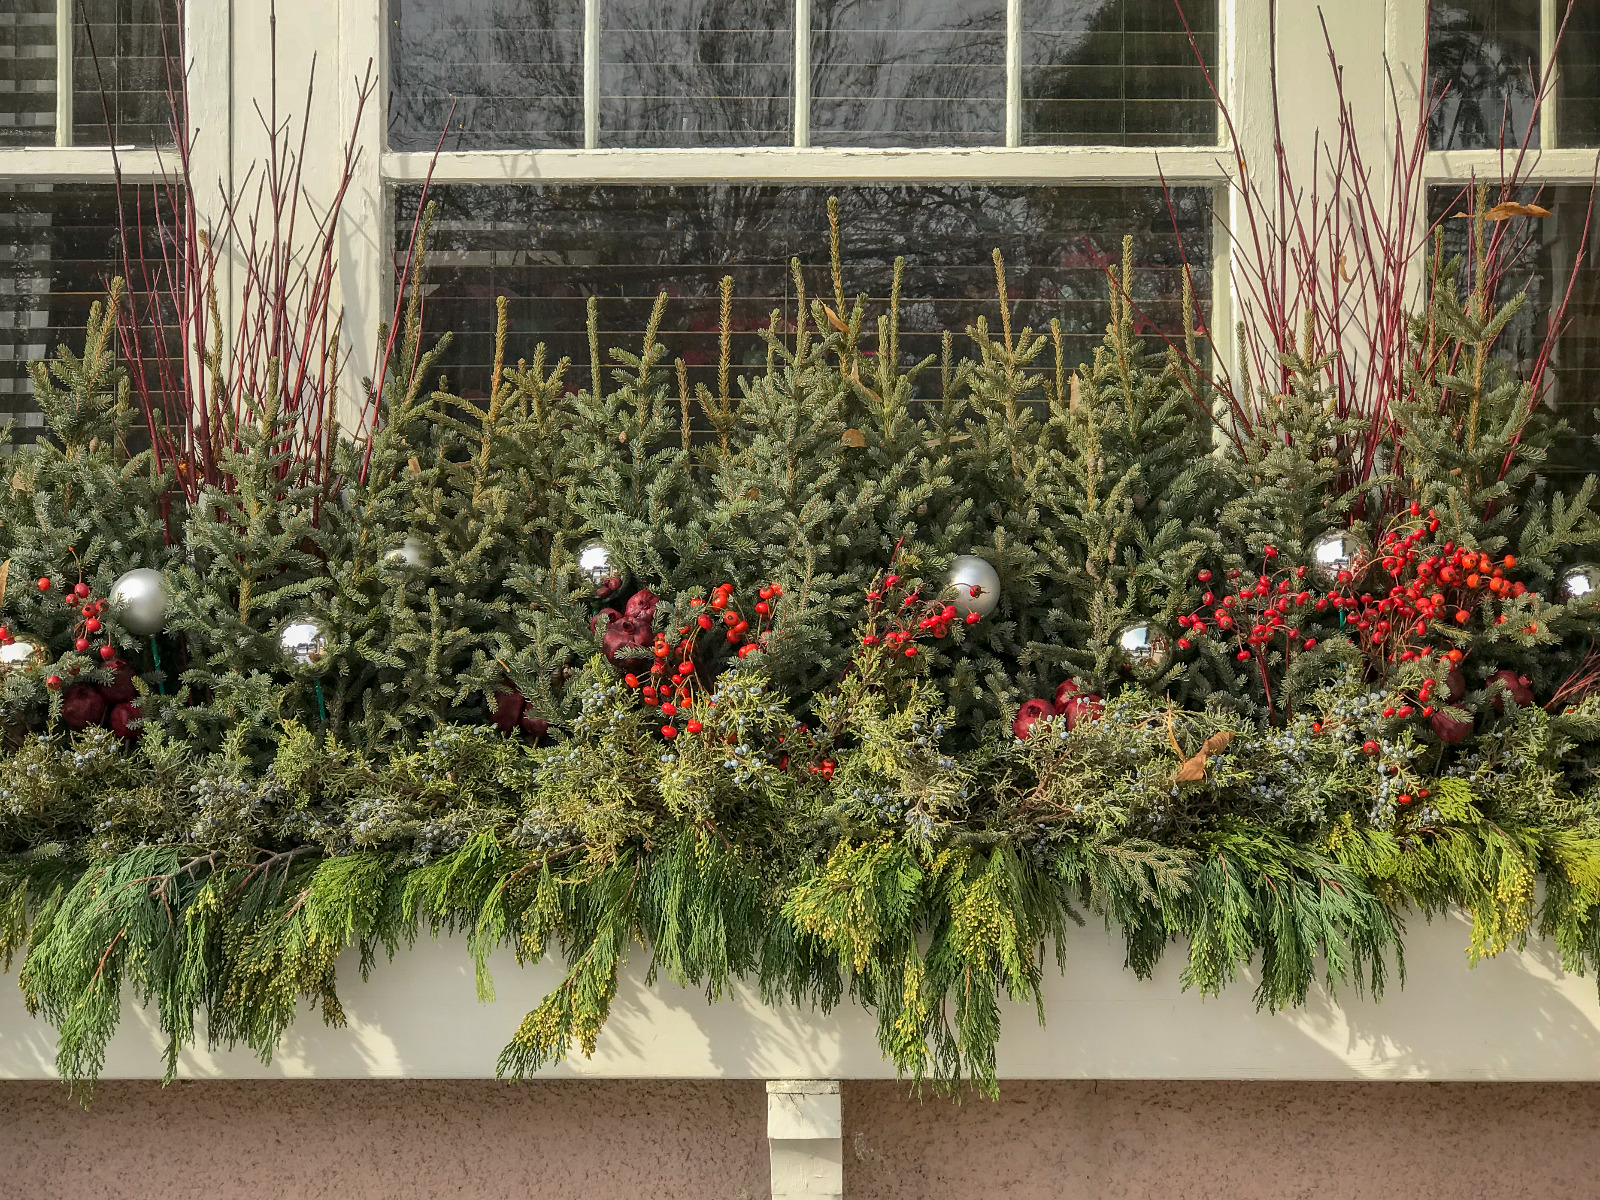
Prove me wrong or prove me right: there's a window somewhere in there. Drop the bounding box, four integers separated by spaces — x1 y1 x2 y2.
0 4 179 446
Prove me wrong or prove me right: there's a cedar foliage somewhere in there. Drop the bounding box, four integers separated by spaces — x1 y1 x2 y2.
5 210 1600 1094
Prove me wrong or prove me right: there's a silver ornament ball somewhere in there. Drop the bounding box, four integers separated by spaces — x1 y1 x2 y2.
383 534 431 571
576 538 629 598
947 555 1002 618
277 616 332 670
1115 622 1173 678
0 637 47 672
1560 563 1600 602
1306 529 1363 587
108 568 173 636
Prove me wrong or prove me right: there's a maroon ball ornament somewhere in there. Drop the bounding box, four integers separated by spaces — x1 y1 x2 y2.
1489 669 1534 712
109 701 143 741
1054 679 1105 729
1430 708 1473 744
60 686 108 730
1013 698 1057 740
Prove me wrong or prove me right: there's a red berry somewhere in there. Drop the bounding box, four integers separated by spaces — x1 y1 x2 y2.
625 673 640 688
965 612 980 625
711 594 729 610
74 582 90 598
1264 545 1278 558
1362 740 1379 755
85 618 101 633
1197 569 1212 582
1398 792 1413 804
1236 650 1251 661
46 675 62 690
1383 707 1396 718
863 635 878 646
1312 722 1323 733
37 577 50 592
1398 705 1414 718
74 638 88 652
698 614 714 629
1177 637 1191 650
755 601 770 616
904 646 917 657
661 725 678 738
99 645 115 660
686 719 703 734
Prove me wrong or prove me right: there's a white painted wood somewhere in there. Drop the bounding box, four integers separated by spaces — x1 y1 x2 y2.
1426 147 1600 183
0 148 167 181
3 911 1600 1082
1542 0 1559 151
382 146 1232 185
794 0 811 149
54 0 72 148
769 1083 843 1200
584 0 599 150
338 0 388 432
1005 0 1021 149
184 0 234 353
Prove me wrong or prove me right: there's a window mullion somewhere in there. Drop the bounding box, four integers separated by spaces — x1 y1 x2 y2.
795 0 811 148
1005 0 1021 148
584 0 600 149
54 0 73 147
1541 0 1559 150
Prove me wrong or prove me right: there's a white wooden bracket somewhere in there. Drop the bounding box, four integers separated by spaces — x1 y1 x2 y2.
767 1079 842 1200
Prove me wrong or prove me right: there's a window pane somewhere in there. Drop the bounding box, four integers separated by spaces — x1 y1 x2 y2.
1428 187 1600 477
2 0 178 148
72 0 181 146
600 0 792 147
1022 0 1217 147
0 1 56 148
1428 0 1541 151
393 183 1211 400
388 0 583 152
810 0 1005 147
1557 0 1600 147
0 185 165 449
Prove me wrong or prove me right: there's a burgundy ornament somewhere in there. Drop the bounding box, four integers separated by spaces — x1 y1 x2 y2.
492 689 526 734
1053 679 1104 729
60 686 108 730
109 701 143 741
520 714 550 741
1430 709 1473 744
1013 698 1057 741
99 661 138 705
594 605 653 667
1489 669 1535 712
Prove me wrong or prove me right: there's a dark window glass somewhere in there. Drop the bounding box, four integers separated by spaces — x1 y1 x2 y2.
1428 0 1541 151
1428 186 1600 477
388 0 584 152
393 183 1211 401
0 184 166 449
1 0 178 148
600 0 793 147
810 0 1006 147
73 0 181 146
1 2 56 148
1557 0 1600 147
1022 0 1217 147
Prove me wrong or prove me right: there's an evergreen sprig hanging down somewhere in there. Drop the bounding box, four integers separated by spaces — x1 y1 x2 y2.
6 220 1600 1095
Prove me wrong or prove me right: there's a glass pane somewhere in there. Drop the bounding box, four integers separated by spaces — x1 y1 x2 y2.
810 0 1005 147
600 0 793 147
0 1 56 148
388 0 584 152
1022 0 1218 147
0 184 166 450
72 0 181 146
1557 0 1600 147
1428 186 1600 478
393 183 1212 401
1428 0 1541 151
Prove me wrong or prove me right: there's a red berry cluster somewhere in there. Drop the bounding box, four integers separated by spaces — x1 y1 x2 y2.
8 577 120 693
856 571 979 662
621 581 783 739
1175 551 1319 670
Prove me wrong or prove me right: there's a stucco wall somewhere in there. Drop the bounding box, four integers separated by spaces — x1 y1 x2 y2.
4 1079 1600 1198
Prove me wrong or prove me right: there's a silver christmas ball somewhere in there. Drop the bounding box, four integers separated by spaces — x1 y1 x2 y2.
1115 622 1173 678
1560 563 1600 602
576 538 629 598
0 636 47 671
277 616 332 670
1307 529 1364 587
108 568 173 636
382 534 431 571
947 555 1002 618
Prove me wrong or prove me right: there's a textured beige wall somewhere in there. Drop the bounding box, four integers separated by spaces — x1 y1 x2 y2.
846 1081 1600 1199
4 1079 1600 1198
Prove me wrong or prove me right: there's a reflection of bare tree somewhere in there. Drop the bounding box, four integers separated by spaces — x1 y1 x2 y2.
1427 0 1539 151
810 0 1006 144
601 0 792 147
397 183 1211 399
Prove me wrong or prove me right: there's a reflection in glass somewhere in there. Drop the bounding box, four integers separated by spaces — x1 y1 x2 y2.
1428 0 1540 151
393 183 1212 402
1022 0 1217 146
1429 186 1600 477
0 185 167 448
600 1 792 147
810 0 1006 147
72 0 181 146
1 1 56 147
1557 0 1600 147
389 0 583 151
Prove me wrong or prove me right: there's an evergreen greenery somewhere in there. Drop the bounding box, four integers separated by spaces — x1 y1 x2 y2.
5 222 1600 1094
